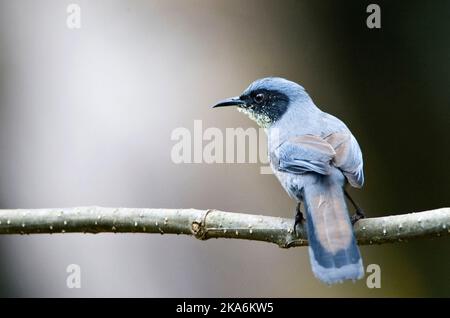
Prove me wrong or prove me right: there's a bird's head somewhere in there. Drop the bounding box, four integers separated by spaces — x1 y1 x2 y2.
212 77 308 128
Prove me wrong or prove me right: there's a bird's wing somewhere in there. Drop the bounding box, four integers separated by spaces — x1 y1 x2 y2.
273 133 364 188
324 132 364 188
272 135 336 175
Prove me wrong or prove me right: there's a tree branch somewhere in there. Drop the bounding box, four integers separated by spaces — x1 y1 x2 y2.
0 207 448 247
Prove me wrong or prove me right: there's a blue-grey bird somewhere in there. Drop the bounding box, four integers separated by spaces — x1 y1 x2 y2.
212 77 365 284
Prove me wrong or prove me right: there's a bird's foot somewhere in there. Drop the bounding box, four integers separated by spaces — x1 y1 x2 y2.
293 203 305 236
351 208 366 225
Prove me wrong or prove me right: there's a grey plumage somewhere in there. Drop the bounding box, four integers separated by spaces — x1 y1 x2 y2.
213 77 365 284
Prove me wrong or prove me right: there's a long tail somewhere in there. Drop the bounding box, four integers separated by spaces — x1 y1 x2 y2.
303 175 364 284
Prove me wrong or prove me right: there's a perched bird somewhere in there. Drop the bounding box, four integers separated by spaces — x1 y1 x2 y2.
212 77 365 284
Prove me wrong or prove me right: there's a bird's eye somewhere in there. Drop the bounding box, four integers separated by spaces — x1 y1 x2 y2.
254 93 265 104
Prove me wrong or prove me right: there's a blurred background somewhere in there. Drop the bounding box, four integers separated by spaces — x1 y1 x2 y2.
0 0 449 297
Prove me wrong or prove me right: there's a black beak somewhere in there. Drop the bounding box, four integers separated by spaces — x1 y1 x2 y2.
212 96 245 108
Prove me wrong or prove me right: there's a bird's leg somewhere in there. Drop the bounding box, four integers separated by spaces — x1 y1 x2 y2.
344 189 366 225
293 202 305 235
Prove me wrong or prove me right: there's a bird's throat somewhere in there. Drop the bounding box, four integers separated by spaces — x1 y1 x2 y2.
237 107 272 128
